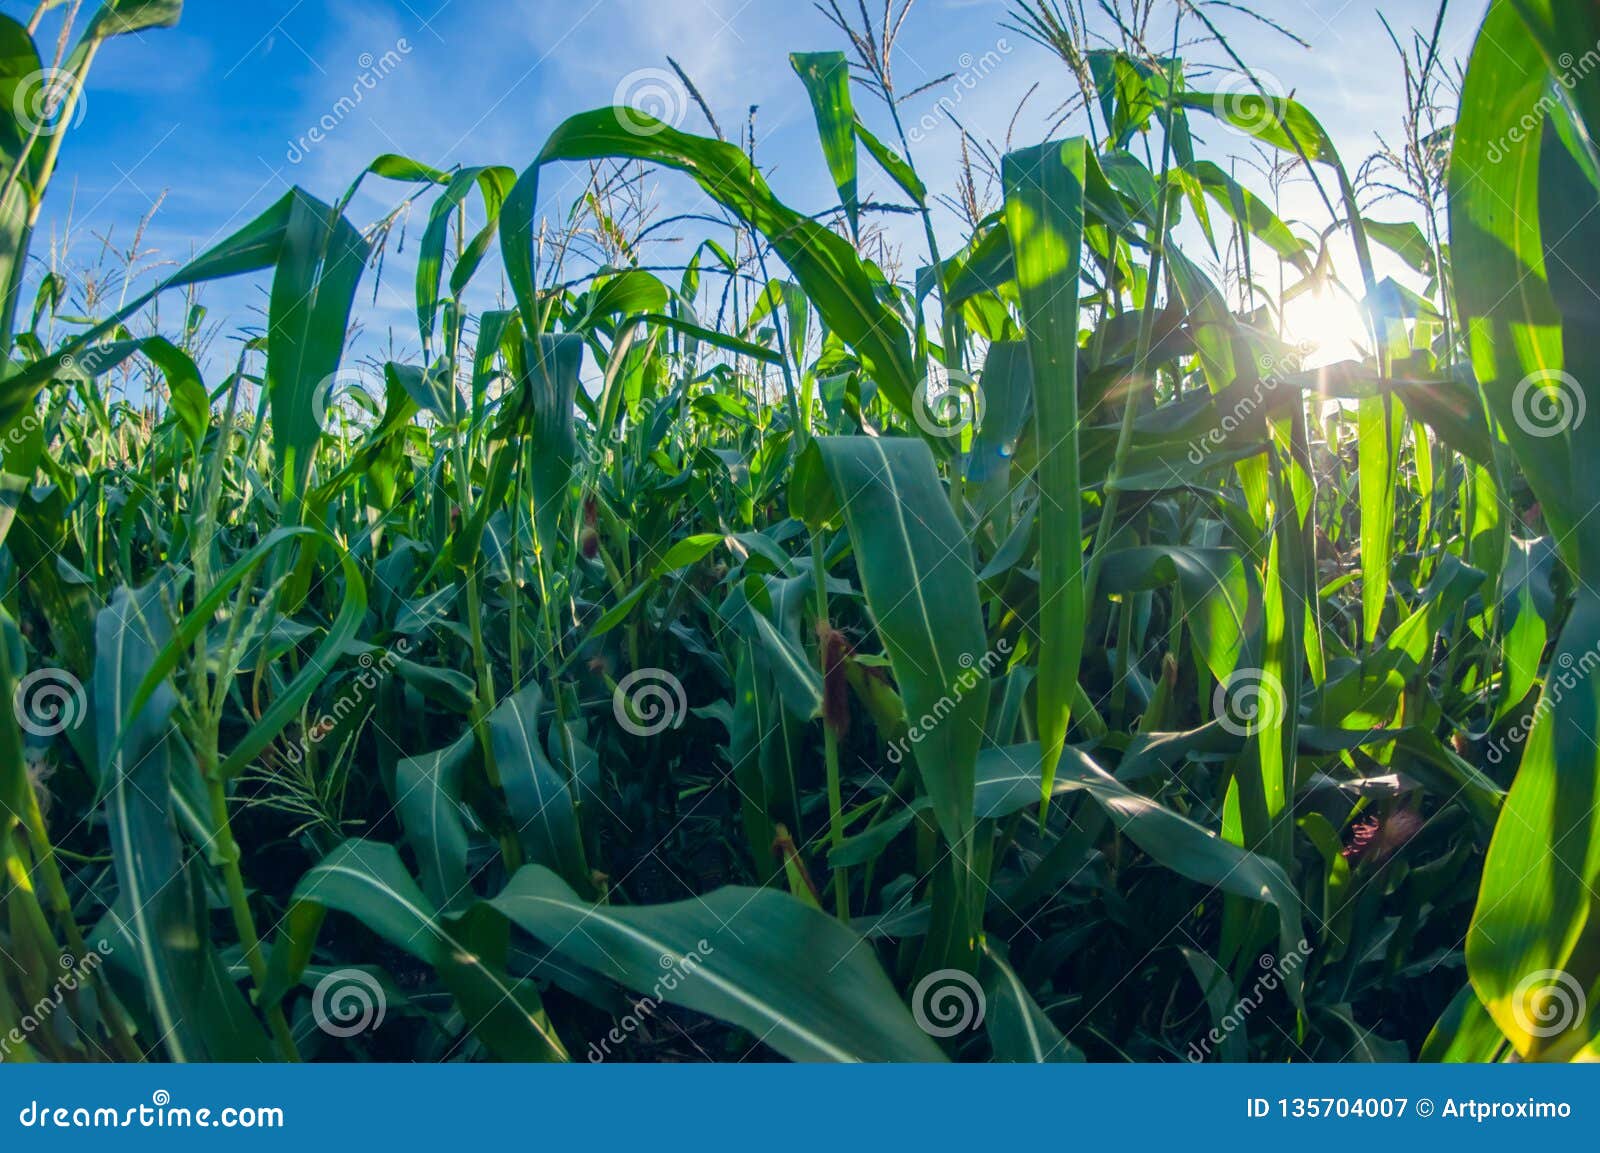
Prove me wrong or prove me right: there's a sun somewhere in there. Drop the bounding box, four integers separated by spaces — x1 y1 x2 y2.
1281 287 1372 367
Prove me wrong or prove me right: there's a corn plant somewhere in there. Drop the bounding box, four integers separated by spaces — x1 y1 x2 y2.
0 0 1594 1063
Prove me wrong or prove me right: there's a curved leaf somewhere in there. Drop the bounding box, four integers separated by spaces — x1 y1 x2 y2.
487 865 944 1062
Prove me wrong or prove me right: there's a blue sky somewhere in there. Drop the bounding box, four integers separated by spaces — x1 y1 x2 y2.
11 0 1485 368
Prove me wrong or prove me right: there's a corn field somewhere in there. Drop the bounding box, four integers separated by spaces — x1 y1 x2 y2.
0 0 1597 1064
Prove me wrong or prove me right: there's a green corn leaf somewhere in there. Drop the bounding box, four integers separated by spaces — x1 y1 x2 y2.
140 335 208 448
1363 218 1437 278
266 190 370 514
283 839 568 1061
1186 159 1312 273
96 578 210 1061
86 0 183 38
857 118 926 206
1455 0 1600 1061
1421 985 1510 1063
1358 396 1402 644
526 333 582 558
639 312 783 365
1096 546 1257 684
979 741 1305 1003
1177 89 1339 164
395 734 475 910
579 269 670 326
794 436 987 851
215 534 368 780
489 680 593 898
1003 138 1088 818
0 189 296 436
415 166 514 353
791 52 859 237
507 110 919 419
982 941 1082 1062
487 865 945 1062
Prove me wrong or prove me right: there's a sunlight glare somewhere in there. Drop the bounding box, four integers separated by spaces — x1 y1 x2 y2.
1282 289 1371 367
